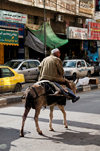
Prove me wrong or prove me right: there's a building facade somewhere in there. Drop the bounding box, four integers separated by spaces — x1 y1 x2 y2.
0 0 95 63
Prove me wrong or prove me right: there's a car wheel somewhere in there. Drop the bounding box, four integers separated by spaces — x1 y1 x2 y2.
87 71 91 77
13 83 22 93
73 73 77 81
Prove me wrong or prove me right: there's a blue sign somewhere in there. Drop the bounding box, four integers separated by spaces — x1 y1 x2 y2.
0 21 25 37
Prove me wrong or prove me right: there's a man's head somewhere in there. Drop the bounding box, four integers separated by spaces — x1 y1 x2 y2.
51 48 61 58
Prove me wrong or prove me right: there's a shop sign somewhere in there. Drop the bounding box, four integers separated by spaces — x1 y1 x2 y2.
36 0 57 11
0 10 27 24
79 0 94 15
67 27 88 40
88 22 100 40
0 21 25 38
0 29 19 45
57 0 76 14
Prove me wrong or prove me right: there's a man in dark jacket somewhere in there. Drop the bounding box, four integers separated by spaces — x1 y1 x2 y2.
38 48 80 103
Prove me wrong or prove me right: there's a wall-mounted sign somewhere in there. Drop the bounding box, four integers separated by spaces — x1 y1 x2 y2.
57 0 76 14
67 27 88 40
79 0 94 15
0 10 27 24
36 0 57 11
0 29 19 45
0 21 25 37
88 22 100 40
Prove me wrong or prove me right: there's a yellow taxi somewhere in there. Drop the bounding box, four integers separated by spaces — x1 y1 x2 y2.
0 66 25 93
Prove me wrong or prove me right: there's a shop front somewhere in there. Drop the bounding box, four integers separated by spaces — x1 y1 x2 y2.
0 29 19 64
0 10 27 64
66 26 88 60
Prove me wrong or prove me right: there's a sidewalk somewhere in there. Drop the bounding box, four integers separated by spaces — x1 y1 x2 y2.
0 77 100 107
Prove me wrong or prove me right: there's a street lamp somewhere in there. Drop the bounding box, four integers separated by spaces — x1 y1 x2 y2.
43 0 47 57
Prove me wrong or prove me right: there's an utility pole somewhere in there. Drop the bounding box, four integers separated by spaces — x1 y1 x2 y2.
43 0 47 57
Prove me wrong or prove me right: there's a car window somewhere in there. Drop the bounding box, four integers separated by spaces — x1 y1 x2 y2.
0 68 14 78
28 61 37 68
81 61 85 67
5 61 21 69
63 61 76 68
34 61 40 67
20 62 29 70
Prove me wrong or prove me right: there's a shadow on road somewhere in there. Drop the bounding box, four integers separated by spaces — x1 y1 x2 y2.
0 112 100 132
39 129 100 146
0 127 20 151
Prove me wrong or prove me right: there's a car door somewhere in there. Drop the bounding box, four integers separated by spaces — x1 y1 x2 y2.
28 61 40 81
77 61 83 77
0 67 16 93
80 60 87 77
18 62 29 82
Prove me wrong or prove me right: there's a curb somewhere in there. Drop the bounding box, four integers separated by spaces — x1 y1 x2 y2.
0 84 100 107
0 93 23 107
76 83 100 93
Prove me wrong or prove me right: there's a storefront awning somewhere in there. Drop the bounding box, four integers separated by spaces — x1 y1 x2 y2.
29 22 68 49
24 29 44 54
0 29 19 46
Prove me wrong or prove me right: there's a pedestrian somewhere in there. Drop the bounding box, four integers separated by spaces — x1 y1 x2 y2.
38 48 80 103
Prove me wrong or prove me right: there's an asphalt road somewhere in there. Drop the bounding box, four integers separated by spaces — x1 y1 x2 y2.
0 89 100 151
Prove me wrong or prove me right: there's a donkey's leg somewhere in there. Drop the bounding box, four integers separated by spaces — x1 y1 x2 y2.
34 107 43 135
20 107 31 137
58 105 68 128
49 105 54 131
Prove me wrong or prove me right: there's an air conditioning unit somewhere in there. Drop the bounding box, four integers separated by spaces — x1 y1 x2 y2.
77 18 83 24
56 14 64 22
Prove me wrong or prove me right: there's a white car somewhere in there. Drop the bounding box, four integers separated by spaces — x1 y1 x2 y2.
63 59 94 81
4 59 40 82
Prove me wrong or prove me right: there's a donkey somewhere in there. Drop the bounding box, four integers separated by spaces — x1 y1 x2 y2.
20 80 76 136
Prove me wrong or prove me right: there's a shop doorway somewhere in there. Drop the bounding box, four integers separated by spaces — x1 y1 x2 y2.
4 46 18 63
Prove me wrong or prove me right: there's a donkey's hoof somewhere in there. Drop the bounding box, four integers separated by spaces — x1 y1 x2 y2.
38 131 43 135
20 133 24 137
65 125 68 129
49 128 54 131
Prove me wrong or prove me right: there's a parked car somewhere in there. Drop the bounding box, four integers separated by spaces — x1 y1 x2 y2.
63 59 94 81
0 66 25 93
4 59 40 82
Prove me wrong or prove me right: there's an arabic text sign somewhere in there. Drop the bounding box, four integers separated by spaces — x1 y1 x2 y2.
88 22 100 40
0 29 19 45
68 27 88 40
79 0 94 15
0 10 27 24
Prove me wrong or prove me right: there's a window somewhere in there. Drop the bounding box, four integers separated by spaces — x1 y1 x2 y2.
20 62 28 70
34 61 40 67
28 61 36 68
81 61 85 67
1 68 14 78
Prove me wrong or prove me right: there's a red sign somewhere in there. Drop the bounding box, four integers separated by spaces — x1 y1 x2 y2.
88 22 100 40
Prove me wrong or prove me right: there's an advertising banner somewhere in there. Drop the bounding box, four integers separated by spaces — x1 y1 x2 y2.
0 10 27 24
57 0 76 14
67 27 88 40
36 0 57 11
0 29 19 45
79 0 94 15
88 22 100 40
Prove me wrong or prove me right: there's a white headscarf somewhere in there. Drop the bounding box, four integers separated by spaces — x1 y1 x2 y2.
51 48 59 54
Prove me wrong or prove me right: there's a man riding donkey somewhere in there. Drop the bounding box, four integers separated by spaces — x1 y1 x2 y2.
38 48 80 103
